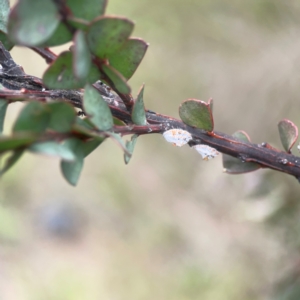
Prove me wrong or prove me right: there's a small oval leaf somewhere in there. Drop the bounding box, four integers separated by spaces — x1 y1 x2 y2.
60 138 84 186
83 84 113 131
124 134 138 164
179 99 214 132
29 141 76 161
47 102 76 133
87 16 134 58
13 102 50 134
132 84 146 125
66 0 107 21
278 119 298 152
39 22 72 47
43 51 99 89
0 0 9 33
73 30 91 80
101 64 131 94
8 0 59 46
109 38 148 80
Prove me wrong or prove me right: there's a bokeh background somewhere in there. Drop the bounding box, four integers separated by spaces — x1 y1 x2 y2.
1 0 300 299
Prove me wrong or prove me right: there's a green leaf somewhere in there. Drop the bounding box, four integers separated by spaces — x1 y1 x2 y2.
179 99 214 132
0 0 13 50
87 16 134 58
222 131 261 174
73 30 91 80
0 134 36 152
43 51 100 89
131 84 146 125
109 38 148 80
0 0 10 33
60 138 84 186
0 149 24 175
29 141 76 161
47 102 76 133
124 134 138 164
0 99 8 133
39 22 73 47
231 131 251 143
81 137 105 157
278 119 298 152
0 30 14 50
66 0 107 21
13 102 50 134
113 117 126 126
83 84 113 131
8 0 59 46
102 64 131 94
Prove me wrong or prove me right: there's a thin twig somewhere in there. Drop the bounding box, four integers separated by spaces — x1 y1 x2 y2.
1 43 300 181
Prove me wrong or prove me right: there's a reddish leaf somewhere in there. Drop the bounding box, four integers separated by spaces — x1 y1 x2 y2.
278 119 298 152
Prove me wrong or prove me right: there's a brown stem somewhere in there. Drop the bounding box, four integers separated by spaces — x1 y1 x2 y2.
1 43 300 181
30 47 57 64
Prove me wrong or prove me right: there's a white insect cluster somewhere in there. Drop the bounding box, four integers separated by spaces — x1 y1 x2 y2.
163 129 192 147
162 128 219 160
192 144 219 160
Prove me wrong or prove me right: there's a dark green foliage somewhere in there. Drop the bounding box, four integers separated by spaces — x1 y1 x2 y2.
109 38 148 80
132 84 147 125
29 141 76 161
13 102 51 134
179 99 214 132
47 102 77 133
8 0 59 46
60 137 104 186
0 0 9 33
101 64 131 94
43 51 100 90
83 84 113 131
73 30 92 80
39 23 73 47
87 16 134 58
0 0 13 50
66 0 107 22
0 30 14 50
60 138 85 186
124 134 138 164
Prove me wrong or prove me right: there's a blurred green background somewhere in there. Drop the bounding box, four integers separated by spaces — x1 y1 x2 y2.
2 0 300 299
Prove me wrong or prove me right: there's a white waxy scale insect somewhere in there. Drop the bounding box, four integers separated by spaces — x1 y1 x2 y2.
193 144 219 160
163 129 192 147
